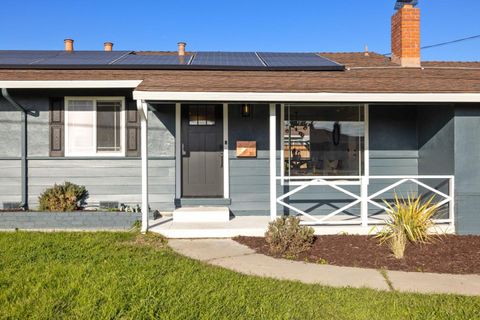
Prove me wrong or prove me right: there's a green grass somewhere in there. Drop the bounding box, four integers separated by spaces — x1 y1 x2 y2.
0 232 479 319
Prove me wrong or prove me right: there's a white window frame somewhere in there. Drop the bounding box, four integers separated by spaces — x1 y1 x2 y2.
280 103 369 185
64 96 126 157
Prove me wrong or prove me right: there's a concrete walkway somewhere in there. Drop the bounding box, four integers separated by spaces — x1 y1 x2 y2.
169 239 480 296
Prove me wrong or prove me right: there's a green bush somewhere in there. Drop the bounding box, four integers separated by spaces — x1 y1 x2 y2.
38 182 88 212
265 216 315 258
376 193 438 259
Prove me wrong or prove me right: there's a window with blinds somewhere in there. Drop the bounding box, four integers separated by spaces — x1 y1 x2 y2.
65 97 125 156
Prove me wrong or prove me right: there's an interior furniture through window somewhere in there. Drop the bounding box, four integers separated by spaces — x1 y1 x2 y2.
283 104 365 177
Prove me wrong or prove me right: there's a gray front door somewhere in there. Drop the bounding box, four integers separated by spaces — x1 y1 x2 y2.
181 104 223 197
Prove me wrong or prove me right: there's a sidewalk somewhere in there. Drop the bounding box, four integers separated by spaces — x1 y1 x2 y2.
169 239 480 296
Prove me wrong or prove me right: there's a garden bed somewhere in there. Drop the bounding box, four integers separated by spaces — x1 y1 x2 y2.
234 235 480 274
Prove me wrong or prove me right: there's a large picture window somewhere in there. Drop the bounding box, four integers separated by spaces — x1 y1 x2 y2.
284 105 365 177
65 97 125 157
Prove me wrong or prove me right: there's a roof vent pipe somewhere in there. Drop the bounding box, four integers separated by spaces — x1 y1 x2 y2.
64 39 74 52
178 42 186 56
104 42 113 51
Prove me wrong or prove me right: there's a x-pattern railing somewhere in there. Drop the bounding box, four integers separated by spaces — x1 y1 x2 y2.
276 175 455 227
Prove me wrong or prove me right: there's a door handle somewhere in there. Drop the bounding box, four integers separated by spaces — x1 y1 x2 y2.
220 152 224 168
182 143 186 156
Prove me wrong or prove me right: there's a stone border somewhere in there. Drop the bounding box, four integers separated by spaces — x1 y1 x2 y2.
0 211 141 230
169 239 480 296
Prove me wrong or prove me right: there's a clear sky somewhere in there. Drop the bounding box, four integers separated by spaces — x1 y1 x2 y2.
0 0 478 61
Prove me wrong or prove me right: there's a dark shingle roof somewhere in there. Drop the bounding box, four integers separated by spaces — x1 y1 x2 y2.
0 51 478 93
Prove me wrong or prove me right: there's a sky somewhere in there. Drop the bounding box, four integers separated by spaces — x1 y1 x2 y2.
0 0 478 61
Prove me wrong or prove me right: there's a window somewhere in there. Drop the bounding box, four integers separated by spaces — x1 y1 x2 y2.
283 105 365 177
65 97 125 156
189 105 215 126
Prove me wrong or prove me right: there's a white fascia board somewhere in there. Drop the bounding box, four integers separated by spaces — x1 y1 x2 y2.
0 80 142 89
133 91 480 103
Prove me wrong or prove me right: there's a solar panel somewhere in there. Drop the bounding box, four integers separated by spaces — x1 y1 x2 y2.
257 52 343 70
191 52 264 67
0 51 62 64
115 54 191 65
34 51 131 65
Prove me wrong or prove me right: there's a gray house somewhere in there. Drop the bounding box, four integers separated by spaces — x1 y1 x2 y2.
1 2 479 235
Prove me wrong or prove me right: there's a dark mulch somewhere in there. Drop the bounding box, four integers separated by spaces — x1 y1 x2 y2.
234 235 480 274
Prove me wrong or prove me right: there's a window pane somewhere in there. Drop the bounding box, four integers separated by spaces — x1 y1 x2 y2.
189 105 198 125
67 100 94 155
197 105 207 125
284 105 364 176
206 105 215 125
97 101 121 152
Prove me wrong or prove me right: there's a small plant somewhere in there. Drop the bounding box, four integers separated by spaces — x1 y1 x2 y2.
38 182 88 212
376 193 438 259
316 258 329 265
265 216 315 258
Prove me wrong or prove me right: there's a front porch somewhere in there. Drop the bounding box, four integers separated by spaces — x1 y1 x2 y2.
134 93 457 235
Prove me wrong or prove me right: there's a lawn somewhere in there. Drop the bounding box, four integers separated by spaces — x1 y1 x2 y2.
0 232 479 319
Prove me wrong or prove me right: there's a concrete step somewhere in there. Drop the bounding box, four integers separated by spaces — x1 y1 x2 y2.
173 206 231 223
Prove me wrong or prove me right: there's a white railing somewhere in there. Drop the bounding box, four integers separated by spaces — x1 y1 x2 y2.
276 175 455 228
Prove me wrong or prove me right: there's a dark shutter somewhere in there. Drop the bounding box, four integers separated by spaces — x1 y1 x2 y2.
49 98 64 157
126 100 141 157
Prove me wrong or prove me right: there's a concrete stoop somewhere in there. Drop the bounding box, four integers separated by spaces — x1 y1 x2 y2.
173 206 230 223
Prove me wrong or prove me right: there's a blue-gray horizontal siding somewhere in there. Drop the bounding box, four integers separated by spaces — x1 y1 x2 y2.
0 159 175 212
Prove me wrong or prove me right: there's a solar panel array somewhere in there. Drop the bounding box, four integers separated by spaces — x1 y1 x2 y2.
0 50 344 70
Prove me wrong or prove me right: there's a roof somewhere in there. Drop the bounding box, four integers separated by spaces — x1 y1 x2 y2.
0 52 478 94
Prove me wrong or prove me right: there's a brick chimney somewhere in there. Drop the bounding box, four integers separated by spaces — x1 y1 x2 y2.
64 39 74 52
177 42 186 56
104 42 113 51
391 3 420 67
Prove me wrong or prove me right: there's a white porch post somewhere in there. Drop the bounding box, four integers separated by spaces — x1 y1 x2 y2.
361 104 370 227
175 103 181 199
269 103 277 220
138 100 149 233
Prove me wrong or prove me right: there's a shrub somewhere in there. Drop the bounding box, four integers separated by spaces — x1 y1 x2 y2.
38 182 88 212
265 216 315 258
376 193 438 259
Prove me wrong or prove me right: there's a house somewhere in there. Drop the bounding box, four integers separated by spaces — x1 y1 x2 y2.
0 1 479 235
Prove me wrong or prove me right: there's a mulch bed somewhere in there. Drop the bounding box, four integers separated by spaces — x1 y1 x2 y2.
234 235 480 274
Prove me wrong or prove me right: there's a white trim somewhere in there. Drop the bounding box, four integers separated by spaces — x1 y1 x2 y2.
133 91 480 102
269 103 277 221
175 103 181 199
361 104 370 227
64 96 125 157
280 104 285 186
138 100 149 233
223 103 230 199
0 80 142 89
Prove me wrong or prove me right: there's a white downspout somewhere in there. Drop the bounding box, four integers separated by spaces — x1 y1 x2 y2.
137 99 149 233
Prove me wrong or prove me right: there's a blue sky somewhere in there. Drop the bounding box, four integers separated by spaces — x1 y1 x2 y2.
0 0 478 61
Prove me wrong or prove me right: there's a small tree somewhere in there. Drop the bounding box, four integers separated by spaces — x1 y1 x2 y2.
38 182 88 212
